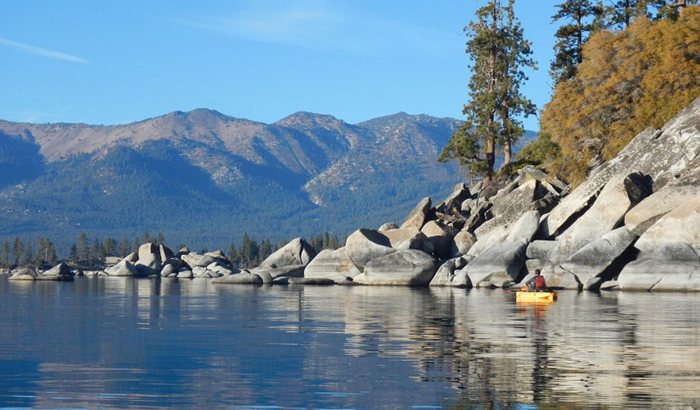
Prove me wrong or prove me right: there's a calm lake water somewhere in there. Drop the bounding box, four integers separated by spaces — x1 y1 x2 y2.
1 276 699 409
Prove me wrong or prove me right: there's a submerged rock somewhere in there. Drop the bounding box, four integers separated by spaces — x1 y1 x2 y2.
212 272 264 285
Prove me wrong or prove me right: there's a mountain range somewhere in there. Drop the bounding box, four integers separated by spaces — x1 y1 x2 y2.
0 109 533 252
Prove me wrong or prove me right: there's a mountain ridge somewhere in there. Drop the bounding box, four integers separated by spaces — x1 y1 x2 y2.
0 109 534 252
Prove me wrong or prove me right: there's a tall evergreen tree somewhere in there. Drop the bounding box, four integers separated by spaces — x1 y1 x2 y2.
258 239 272 262
34 237 57 267
118 239 131 257
12 237 22 266
1 240 10 269
499 0 537 165
90 239 105 264
439 0 535 182
75 232 89 261
550 0 597 85
103 238 116 256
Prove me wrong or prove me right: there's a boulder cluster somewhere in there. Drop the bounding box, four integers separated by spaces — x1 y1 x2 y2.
5 97 699 292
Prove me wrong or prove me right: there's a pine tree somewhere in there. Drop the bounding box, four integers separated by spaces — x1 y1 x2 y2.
118 239 131 257
33 237 56 267
258 239 272 262
103 238 116 256
12 237 22 266
539 6 700 184
328 234 339 250
439 0 535 181
550 0 597 85
498 0 537 165
0 240 9 269
90 239 104 264
75 232 89 262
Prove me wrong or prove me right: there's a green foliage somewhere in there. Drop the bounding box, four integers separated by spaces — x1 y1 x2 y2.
0 240 9 269
550 0 600 85
441 0 535 182
438 123 489 175
515 133 561 166
539 6 700 185
33 237 57 267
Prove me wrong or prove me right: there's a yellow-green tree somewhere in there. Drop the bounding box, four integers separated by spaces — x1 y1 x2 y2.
534 6 700 185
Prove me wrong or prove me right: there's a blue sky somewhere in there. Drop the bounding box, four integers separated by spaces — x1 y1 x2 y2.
0 1 558 130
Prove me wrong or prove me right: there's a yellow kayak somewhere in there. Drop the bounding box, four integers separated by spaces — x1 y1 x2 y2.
516 291 557 303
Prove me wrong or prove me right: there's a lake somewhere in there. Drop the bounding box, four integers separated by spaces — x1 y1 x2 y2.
1 276 699 409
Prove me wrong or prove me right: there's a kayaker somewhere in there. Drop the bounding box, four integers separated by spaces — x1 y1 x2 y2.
526 269 547 291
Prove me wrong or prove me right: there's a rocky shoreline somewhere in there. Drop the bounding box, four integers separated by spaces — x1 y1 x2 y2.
4 96 700 292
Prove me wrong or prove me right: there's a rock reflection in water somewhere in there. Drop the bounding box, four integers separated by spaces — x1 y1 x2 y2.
0 277 699 408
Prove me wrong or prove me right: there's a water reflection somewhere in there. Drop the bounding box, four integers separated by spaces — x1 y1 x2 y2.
0 276 699 408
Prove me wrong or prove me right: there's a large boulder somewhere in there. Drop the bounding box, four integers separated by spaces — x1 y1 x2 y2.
381 228 432 252
617 246 700 291
42 262 73 278
466 239 528 288
475 180 556 240
451 230 476 258
467 225 509 259
420 221 455 259
345 229 396 271
378 222 398 231
625 159 700 235
159 244 174 263
260 237 316 268
505 210 540 243
362 249 439 286
547 172 651 262
205 250 231 265
550 227 638 290
633 196 700 254
400 197 432 230
543 96 700 237
518 165 568 195
207 262 236 277
135 242 162 274
436 183 471 214
193 266 214 278
618 196 700 291
464 199 492 232
251 265 306 284
429 257 469 287
304 247 360 283
9 267 38 281
105 259 139 277
160 264 175 277
181 252 216 269
211 272 264 285
526 240 557 260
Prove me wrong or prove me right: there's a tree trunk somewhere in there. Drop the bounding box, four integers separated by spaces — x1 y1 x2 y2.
503 139 512 166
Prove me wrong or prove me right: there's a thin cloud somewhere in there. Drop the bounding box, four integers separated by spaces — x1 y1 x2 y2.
182 2 454 56
0 37 88 64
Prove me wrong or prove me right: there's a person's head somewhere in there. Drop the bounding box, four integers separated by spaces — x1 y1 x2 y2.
534 269 541 276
